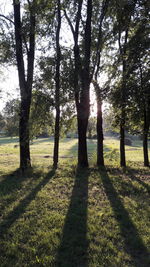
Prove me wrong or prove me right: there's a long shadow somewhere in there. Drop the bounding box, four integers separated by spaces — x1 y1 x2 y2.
0 169 47 217
56 168 89 267
0 169 55 239
0 169 40 195
107 167 149 198
99 168 150 267
127 167 150 194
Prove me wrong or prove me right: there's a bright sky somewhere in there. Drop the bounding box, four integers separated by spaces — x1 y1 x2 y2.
0 66 19 111
0 1 19 111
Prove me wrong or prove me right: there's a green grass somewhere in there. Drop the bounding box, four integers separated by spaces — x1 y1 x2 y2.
0 137 150 266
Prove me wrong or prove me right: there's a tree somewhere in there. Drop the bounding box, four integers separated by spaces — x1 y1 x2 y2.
53 0 61 169
124 0 150 166
107 0 140 167
13 0 36 170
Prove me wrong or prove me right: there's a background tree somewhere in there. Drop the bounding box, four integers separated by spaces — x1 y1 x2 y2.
127 1 150 166
91 0 110 166
3 99 19 137
53 0 61 169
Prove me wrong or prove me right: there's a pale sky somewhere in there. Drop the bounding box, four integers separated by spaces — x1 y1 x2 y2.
0 66 19 111
0 1 19 111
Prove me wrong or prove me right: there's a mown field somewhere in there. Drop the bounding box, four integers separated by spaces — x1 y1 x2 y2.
0 137 150 267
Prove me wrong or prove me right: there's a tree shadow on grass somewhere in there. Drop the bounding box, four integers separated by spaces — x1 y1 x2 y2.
0 169 55 239
56 168 89 267
126 167 150 194
99 167 150 267
0 169 40 195
0 168 49 217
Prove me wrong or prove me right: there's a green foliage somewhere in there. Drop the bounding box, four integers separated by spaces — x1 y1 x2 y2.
87 116 97 138
2 99 20 137
29 90 55 139
0 112 5 131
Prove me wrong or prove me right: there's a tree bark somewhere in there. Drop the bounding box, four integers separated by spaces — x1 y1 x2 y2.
78 113 89 167
139 64 149 167
77 0 92 167
53 0 61 169
13 0 35 170
118 29 128 168
91 1 110 167
97 98 104 166
120 112 126 167
19 97 31 169
143 106 149 166
64 0 92 167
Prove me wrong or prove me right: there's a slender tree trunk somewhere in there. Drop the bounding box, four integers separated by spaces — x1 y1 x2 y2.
143 107 149 166
119 64 127 167
53 107 60 168
118 27 129 168
139 64 149 167
91 1 110 167
97 98 104 166
53 0 61 169
120 114 126 167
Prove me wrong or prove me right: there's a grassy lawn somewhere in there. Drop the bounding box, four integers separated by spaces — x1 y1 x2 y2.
0 137 150 266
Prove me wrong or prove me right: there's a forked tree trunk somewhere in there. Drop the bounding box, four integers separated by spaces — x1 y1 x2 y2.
75 0 92 168
13 0 35 170
97 99 104 166
65 0 92 168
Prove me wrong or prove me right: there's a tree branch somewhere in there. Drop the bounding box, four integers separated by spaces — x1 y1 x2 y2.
64 9 75 39
0 14 14 25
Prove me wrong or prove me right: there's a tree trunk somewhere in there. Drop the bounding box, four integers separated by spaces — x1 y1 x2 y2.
13 0 35 170
143 107 149 166
97 99 104 166
53 107 60 168
120 114 126 167
53 0 61 169
77 108 89 167
19 97 31 169
65 0 92 168
77 0 92 167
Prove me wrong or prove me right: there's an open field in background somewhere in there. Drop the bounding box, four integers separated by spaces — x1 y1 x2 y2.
0 137 150 266
0 136 149 171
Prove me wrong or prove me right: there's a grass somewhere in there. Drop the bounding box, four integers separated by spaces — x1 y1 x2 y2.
0 137 150 266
